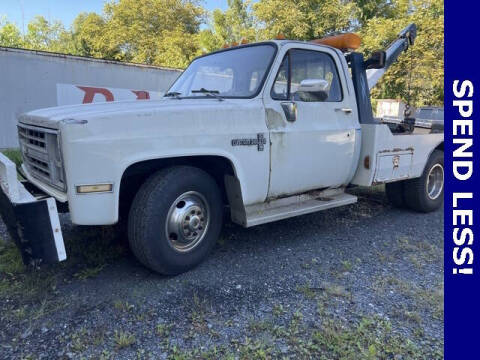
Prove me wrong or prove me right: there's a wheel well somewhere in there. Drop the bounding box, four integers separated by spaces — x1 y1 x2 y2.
119 156 236 220
435 141 444 152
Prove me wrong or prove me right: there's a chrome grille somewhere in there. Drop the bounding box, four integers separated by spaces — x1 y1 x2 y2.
18 124 66 191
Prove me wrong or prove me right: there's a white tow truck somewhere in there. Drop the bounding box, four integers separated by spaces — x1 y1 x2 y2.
0 24 443 274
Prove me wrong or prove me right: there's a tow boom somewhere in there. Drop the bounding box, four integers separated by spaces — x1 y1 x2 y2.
366 24 417 89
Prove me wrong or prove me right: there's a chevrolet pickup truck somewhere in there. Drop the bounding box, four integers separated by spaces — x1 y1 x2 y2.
0 24 444 274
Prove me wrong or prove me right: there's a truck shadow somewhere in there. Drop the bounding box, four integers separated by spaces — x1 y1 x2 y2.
56 186 392 280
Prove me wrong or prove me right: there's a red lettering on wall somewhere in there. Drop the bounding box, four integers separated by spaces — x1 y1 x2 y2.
132 90 150 100
77 86 114 103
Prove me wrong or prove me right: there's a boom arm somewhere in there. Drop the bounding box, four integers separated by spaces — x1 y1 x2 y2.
366 23 417 89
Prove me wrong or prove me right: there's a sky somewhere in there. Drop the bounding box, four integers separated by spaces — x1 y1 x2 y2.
0 0 228 32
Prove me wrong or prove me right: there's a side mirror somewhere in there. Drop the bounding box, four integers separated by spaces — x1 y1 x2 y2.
364 51 386 69
296 79 329 102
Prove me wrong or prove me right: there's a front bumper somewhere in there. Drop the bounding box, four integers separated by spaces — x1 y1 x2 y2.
0 153 66 265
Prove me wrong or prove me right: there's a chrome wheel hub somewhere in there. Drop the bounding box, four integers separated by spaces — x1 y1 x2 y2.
166 191 209 252
426 163 444 200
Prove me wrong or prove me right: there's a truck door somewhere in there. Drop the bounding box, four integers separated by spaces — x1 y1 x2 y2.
264 47 359 198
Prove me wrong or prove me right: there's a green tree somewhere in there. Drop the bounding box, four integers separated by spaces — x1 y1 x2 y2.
71 12 121 59
100 0 205 67
23 16 74 53
253 0 359 40
361 0 444 106
0 17 23 47
199 0 257 52
354 0 395 26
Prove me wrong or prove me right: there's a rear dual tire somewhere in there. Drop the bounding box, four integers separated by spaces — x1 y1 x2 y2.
386 150 444 212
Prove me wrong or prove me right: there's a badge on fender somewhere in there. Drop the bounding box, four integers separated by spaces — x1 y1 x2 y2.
231 133 266 151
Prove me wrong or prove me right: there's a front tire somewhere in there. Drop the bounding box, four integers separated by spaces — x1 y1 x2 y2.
404 150 444 212
128 166 223 275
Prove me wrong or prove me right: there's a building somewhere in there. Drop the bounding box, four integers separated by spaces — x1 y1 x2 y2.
0 46 181 149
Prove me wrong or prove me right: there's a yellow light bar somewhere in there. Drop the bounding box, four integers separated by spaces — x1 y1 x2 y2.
76 184 113 194
311 33 361 51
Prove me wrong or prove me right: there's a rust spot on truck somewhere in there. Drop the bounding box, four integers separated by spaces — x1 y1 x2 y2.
378 147 414 154
364 156 370 169
266 108 286 129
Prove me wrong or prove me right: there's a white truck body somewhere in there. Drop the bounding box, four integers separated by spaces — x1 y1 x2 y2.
0 33 444 272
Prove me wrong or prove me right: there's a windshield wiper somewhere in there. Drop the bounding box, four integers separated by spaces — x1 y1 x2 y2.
191 88 224 101
164 91 182 99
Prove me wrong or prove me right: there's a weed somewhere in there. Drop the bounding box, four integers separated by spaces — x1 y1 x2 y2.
341 260 353 272
272 304 285 317
113 300 135 313
99 349 112 360
0 239 24 275
392 306 422 324
297 283 316 299
189 293 207 331
248 319 273 334
310 317 419 360
74 264 106 280
156 323 172 338
114 330 136 349
71 327 89 353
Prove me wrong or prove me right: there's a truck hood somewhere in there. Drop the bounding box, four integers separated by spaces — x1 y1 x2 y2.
18 98 249 129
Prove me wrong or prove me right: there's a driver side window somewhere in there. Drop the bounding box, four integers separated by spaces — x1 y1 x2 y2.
271 49 343 102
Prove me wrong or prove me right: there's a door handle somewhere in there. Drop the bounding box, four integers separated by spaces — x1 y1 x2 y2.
335 108 353 114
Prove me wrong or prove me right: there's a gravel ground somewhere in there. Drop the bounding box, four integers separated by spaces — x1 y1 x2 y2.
0 186 444 359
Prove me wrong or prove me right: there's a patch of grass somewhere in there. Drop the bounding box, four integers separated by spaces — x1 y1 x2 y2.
113 300 135 313
189 293 208 331
113 330 136 349
64 227 125 270
0 238 24 275
375 274 444 322
272 304 285 317
2 149 22 167
248 319 274 334
156 323 172 338
297 283 316 299
391 305 422 325
236 338 273 360
341 260 353 272
74 264 106 280
99 349 113 360
0 239 59 306
415 283 444 320
161 312 442 359
71 327 89 353
309 317 419 360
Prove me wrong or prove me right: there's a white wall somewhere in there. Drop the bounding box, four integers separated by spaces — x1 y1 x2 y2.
0 47 181 148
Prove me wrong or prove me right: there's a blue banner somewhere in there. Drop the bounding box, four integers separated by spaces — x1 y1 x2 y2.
445 1 480 358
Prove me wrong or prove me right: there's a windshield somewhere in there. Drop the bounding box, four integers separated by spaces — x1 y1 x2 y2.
167 44 277 99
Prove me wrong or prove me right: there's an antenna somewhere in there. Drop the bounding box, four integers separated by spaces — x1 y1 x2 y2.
18 0 25 36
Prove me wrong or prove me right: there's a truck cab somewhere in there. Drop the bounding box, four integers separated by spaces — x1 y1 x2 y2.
0 26 444 275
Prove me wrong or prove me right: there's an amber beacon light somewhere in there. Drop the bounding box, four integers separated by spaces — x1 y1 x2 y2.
310 33 362 51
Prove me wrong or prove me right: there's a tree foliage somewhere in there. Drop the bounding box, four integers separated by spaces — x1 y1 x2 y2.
100 0 205 67
23 16 74 53
71 12 120 59
0 0 444 105
254 0 359 40
360 0 444 105
0 16 23 47
199 0 257 52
